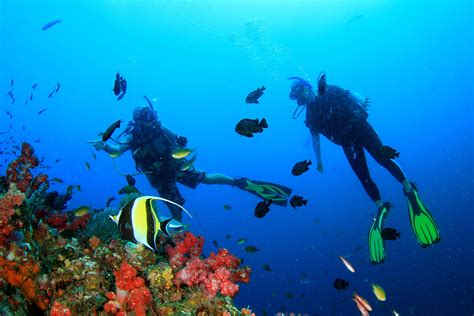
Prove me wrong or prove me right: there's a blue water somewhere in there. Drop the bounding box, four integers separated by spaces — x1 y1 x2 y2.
1 0 473 314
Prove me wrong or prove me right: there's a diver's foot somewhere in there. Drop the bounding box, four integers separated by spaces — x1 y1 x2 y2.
232 177 248 188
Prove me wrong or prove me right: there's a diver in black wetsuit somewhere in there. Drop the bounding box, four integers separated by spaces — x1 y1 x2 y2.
91 105 292 221
288 73 440 264
289 73 409 205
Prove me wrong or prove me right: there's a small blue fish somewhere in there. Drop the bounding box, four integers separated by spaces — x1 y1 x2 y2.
42 19 62 31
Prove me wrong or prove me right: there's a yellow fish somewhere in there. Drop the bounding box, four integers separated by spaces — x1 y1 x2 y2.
372 283 386 301
74 205 90 217
171 147 194 159
109 152 121 158
180 154 197 171
339 256 355 273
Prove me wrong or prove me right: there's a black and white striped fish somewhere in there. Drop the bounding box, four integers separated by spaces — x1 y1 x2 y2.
109 196 191 251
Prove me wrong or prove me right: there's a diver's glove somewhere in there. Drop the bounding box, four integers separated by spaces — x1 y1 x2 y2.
177 136 188 147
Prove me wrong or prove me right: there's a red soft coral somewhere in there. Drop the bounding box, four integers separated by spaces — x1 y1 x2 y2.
46 213 68 230
0 184 25 247
50 301 72 316
128 287 152 316
114 262 145 292
166 232 205 269
105 262 152 316
6 143 42 194
167 232 251 298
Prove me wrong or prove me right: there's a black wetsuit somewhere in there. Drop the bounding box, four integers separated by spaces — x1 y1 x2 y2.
305 85 406 202
129 123 205 220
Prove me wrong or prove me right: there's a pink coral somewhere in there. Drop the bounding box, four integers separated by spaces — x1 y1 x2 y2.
166 231 204 269
166 232 251 298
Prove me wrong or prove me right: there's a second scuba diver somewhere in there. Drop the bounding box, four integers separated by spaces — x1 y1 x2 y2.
92 104 292 222
288 72 440 264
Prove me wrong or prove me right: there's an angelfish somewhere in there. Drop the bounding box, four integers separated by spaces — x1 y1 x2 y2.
109 196 192 252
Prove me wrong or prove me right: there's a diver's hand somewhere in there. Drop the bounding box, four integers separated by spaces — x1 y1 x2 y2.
92 140 106 151
317 162 324 173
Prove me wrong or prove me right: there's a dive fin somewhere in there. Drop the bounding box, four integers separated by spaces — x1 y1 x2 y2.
369 202 390 264
234 178 292 206
406 184 440 247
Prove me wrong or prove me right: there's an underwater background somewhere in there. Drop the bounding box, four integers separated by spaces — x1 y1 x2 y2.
1 0 473 315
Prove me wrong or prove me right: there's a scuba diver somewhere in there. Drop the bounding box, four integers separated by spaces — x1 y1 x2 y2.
91 104 292 221
288 73 440 264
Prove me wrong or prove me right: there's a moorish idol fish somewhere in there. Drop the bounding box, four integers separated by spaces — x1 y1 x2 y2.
109 196 191 252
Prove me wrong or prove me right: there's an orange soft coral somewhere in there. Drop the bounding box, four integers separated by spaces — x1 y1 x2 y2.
0 257 49 310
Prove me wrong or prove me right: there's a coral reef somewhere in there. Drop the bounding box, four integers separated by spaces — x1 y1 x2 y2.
0 143 252 314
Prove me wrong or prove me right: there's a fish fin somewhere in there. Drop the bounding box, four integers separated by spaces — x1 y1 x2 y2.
146 196 193 218
260 118 268 128
303 200 308 205
261 86 266 91
160 218 174 236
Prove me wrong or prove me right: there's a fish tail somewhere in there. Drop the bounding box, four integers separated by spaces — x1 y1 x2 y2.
260 118 268 128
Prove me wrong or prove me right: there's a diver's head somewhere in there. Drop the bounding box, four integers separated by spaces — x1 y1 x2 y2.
288 77 316 106
133 105 159 127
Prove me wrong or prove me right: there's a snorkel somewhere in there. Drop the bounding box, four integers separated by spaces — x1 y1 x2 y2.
288 76 314 119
